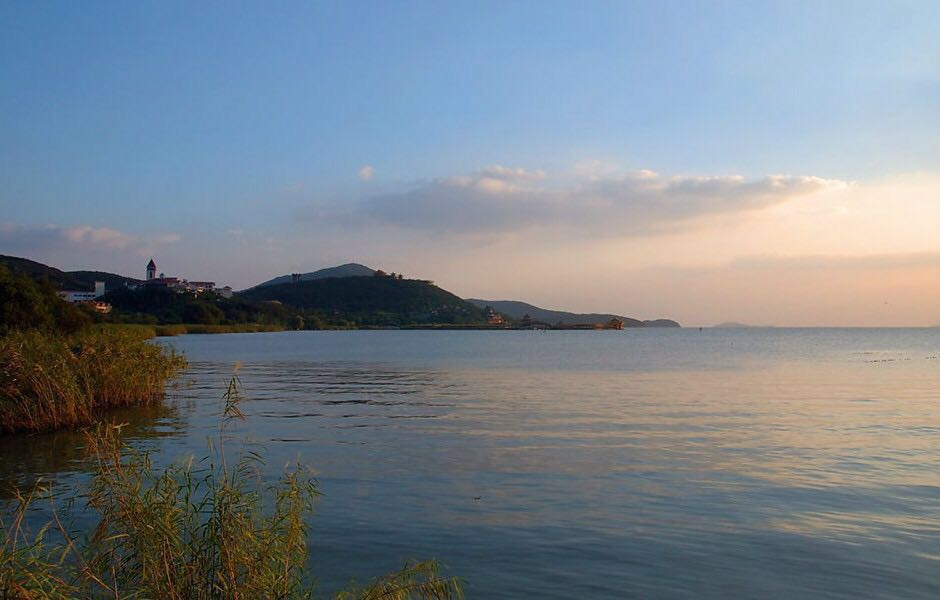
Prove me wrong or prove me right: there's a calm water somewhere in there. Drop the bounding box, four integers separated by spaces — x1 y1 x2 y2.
4 329 940 598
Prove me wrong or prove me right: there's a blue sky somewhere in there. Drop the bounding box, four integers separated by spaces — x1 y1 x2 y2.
2 1 939 325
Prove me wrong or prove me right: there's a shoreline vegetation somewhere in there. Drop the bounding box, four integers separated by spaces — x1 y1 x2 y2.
152 323 286 336
0 264 463 597
0 267 188 434
0 328 186 435
0 376 462 599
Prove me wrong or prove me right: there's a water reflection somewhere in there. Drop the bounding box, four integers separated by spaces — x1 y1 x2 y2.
3 330 940 598
0 401 187 500
156 350 940 596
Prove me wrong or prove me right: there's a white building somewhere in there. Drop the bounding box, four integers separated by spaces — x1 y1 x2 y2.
58 280 106 303
186 281 216 293
58 290 99 303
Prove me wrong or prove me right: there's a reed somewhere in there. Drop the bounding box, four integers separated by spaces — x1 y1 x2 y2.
94 323 160 338
0 328 186 434
154 323 188 336
0 483 82 599
0 375 462 599
153 323 287 336
180 323 286 335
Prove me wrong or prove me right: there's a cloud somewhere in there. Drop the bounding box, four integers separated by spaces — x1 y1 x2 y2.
572 160 623 180
362 166 554 234
577 172 847 230
728 251 940 271
0 223 179 258
479 164 546 182
59 225 133 248
152 232 181 244
357 164 848 235
358 165 375 181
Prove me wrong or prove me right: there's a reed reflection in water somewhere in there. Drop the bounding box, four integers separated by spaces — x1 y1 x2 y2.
0 402 189 502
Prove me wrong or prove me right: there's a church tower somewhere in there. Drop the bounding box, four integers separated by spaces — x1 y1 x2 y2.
146 258 157 281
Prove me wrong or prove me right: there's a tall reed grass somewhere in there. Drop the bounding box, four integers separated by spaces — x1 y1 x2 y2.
150 323 287 336
0 328 186 434
0 375 462 599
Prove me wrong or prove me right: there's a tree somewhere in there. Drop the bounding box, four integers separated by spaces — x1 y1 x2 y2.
182 302 224 325
0 265 91 333
288 315 305 330
0 265 54 330
303 314 325 330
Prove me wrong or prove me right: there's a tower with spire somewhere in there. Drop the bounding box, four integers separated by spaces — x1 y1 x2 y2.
146 258 157 281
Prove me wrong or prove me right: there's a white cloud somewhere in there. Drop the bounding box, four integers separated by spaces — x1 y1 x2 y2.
479 165 546 181
358 165 375 181
572 160 624 180
0 223 179 258
356 164 848 236
728 251 940 271
60 225 133 248
151 232 181 244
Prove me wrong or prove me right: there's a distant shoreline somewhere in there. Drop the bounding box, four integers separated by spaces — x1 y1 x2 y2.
154 325 940 336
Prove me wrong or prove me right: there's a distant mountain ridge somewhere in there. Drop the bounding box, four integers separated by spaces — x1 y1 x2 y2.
254 263 376 288
0 255 141 292
2 254 683 328
467 299 680 328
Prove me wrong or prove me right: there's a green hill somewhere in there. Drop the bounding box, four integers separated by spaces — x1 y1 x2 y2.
238 276 485 326
466 299 680 328
255 262 376 287
0 255 87 290
0 255 141 292
68 270 143 291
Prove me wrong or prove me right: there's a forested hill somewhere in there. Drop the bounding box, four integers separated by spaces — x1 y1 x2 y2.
255 263 375 287
0 255 141 291
466 299 680 328
238 276 485 325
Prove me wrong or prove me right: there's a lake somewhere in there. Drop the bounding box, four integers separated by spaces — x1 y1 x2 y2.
4 328 940 598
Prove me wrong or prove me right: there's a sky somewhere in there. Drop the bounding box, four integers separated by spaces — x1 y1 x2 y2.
1 1 939 326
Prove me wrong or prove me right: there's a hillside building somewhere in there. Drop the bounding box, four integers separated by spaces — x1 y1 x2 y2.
484 306 507 326
519 314 551 330
58 280 106 303
58 290 99 303
139 259 222 296
187 281 216 293
58 280 112 313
